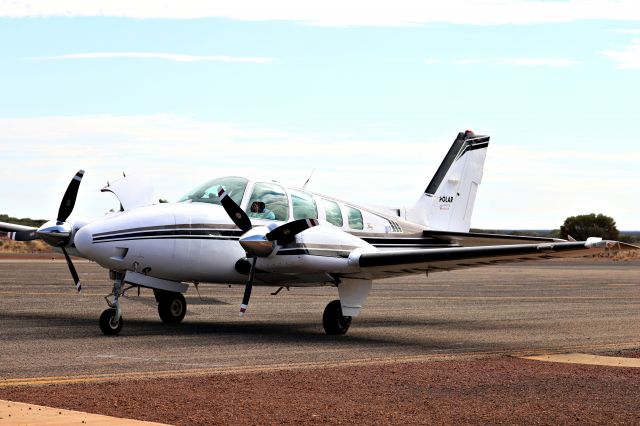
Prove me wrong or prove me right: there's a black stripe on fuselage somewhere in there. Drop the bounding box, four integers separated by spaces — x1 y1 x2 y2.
94 235 241 243
91 226 455 251
93 223 241 238
93 228 242 243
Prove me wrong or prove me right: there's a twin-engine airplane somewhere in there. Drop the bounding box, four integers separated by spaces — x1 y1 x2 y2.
1 130 635 336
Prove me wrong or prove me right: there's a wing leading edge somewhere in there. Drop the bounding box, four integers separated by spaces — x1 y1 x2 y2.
353 240 637 279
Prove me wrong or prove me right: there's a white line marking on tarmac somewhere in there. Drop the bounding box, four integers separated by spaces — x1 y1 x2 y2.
522 353 640 368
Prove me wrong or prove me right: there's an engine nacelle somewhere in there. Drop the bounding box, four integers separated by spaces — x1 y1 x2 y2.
255 224 373 274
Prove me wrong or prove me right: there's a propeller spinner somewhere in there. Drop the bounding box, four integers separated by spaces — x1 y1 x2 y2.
217 187 319 316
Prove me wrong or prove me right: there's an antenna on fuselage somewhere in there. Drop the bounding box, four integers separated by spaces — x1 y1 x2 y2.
302 169 315 190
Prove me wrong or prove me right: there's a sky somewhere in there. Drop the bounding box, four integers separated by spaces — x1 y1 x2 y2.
0 1 639 230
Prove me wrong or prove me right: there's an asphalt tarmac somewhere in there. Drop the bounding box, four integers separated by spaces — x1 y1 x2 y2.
1 258 639 383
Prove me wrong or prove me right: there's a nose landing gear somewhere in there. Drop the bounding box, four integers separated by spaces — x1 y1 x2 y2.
100 271 124 335
99 308 123 335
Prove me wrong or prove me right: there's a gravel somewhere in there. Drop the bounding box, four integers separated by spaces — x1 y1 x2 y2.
2 356 640 425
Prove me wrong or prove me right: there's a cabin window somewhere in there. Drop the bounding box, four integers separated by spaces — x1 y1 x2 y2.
178 176 248 206
346 206 364 230
246 182 289 221
291 189 318 220
322 199 343 227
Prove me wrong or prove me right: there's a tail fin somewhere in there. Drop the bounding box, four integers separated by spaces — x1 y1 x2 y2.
406 130 489 232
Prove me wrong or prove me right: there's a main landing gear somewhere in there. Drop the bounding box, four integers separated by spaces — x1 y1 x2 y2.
154 289 187 324
323 300 352 335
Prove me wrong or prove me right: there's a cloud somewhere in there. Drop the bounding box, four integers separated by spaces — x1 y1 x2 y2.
34 52 275 63
426 57 582 67
601 38 640 68
609 29 640 34
0 114 444 219
492 58 581 67
1 114 639 230
2 0 640 26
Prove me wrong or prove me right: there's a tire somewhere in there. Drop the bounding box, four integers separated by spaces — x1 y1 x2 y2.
158 293 187 324
322 300 352 335
99 308 123 335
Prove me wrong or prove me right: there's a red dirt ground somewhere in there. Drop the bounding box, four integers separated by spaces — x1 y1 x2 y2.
1 356 639 425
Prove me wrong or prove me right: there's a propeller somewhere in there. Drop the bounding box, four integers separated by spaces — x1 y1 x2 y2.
217 187 319 316
34 170 85 292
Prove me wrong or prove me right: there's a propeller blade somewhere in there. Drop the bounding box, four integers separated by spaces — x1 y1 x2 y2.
0 221 38 233
265 218 320 245
57 170 85 223
217 187 252 232
240 257 257 317
60 246 82 292
7 230 39 241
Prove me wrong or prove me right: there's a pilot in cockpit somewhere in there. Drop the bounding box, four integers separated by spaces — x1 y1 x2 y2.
248 201 276 220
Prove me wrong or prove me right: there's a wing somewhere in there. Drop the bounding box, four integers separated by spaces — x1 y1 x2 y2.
352 240 637 280
422 229 565 247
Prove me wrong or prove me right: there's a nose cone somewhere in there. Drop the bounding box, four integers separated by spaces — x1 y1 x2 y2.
239 226 276 257
36 220 72 246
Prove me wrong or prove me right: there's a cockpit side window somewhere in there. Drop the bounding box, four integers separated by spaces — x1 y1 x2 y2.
346 206 364 230
246 182 289 221
291 189 318 220
322 199 343 227
178 176 248 206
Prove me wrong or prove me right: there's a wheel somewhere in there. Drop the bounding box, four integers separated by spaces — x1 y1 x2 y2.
158 293 187 324
99 308 123 335
322 300 352 335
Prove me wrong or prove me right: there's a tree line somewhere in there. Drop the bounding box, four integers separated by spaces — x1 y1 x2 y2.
0 214 46 228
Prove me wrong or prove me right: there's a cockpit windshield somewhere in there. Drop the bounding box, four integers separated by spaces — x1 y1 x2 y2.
178 176 248 206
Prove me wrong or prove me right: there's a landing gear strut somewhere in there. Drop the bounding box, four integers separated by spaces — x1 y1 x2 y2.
100 271 124 335
154 289 187 324
322 299 352 335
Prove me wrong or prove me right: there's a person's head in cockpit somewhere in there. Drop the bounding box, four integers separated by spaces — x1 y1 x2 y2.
249 201 275 219
250 201 263 213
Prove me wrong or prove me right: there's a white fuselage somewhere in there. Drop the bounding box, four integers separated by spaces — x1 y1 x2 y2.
75 203 251 284
72 176 429 287
73 202 382 286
